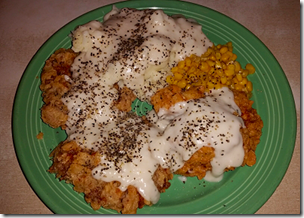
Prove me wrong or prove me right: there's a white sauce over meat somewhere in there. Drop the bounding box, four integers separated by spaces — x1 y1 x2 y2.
71 6 212 101
62 7 244 204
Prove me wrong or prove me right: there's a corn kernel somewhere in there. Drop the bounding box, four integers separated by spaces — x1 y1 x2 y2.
230 53 237 61
202 47 213 57
189 66 196 74
207 81 214 89
209 67 215 75
215 69 223 77
199 61 210 72
227 41 233 49
240 78 248 85
215 61 222 69
209 54 216 61
215 83 222 89
236 73 243 82
185 84 191 90
185 57 192 67
206 60 215 67
234 61 241 73
219 46 228 54
171 66 179 73
232 77 238 84
174 72 183 80
227 64 235 72
225 51 233 58
246 63 256 74
215 52 221 60
241 69 249 77
166 75 173 84
246 81 253 91
225 69 235 77
235 84 243 91
178 61 185 68
221 76 227 85
177 79 187 88
221 53 231 63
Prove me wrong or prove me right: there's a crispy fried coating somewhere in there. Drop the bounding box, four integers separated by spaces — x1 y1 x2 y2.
174 91 263 178
150 84 263 179
49 140 173 214
151 84 205 113
40 48 78 129
113 83 137 112
175 146 215 180
233 90 263 167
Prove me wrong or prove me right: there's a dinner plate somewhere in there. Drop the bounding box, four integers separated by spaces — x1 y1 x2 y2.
12 0 297 214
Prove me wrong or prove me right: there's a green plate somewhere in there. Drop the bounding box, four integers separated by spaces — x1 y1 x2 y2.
12 0 297 214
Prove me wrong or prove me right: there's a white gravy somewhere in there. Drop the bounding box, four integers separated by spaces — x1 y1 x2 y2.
62 6 244 204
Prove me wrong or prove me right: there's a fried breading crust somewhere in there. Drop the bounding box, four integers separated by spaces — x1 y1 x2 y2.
174 92 263 178
151 84 205 114
151 85 263 178
233 90 263 167
40 48 78 129
113 83 137 112
49 140 173 214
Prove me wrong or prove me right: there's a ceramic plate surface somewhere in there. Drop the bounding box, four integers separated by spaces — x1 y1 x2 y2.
12 0 296 214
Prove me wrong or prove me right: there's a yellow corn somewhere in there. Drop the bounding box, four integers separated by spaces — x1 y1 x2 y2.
221 76 227 85
241 69 249 77
240 78 248 85
246 63 256 74
215 69 224 77
166 75 174 84
185 57 192 67
227 41 233 51
200 61 210 72
206 60 215 67
236 73 243 82
230 53 237 61
185 84 191 90
166 41 256 96
219 46 228 54
177 79 187 89
234 61 241 73
174 72 183 80
215 61 222 69
227 64 235 72
225 69 235 77
189 66 196 74
246 81 253 92
235 84 243 91
171 66 179 73
215 52 221 60
221 52 231 63
178 60 185 68
209 54 217 61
